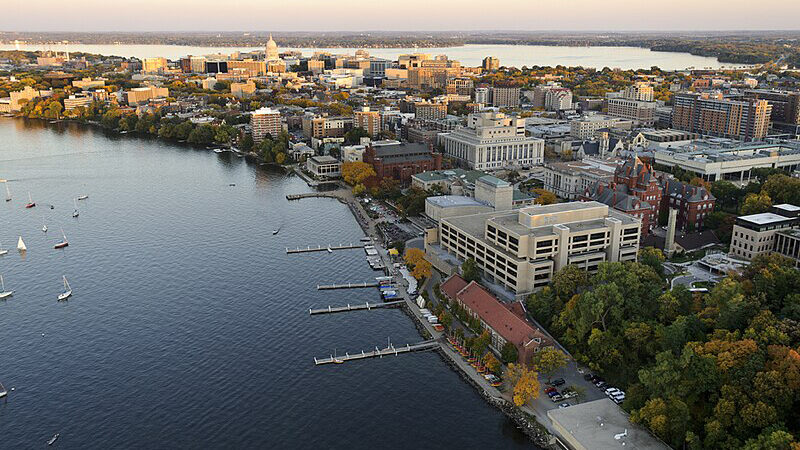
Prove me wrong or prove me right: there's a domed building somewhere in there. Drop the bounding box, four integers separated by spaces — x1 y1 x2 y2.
265 34 279 61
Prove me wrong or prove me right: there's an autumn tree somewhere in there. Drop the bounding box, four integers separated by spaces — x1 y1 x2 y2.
341 161 376 186
531 346 567 381
533 188 557 205
403 248 426 267
740 192 772 215
483 352 502 374
506 363 540 406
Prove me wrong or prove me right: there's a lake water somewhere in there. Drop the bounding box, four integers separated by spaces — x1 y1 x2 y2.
0 118 533 449
0 42 742 70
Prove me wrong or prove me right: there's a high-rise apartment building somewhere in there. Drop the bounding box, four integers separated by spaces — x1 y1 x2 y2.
743 89 800 126
474 87 489 104
354 107 381 136
251 107 282 142
672 92 772 142
624 82 655 102
490 86 521 108
142 57 168 73
432 201 641 295
415 101 448 121
439 111 544 169
482 56 500 71
607 98 656 126
446 77 474 96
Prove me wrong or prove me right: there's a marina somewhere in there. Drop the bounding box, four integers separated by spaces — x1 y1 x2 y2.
313 339 441 365
317 281 380 290
308 299 405 315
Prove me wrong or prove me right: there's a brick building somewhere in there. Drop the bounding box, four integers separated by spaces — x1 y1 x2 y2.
363 142 442 184
660 178 716 231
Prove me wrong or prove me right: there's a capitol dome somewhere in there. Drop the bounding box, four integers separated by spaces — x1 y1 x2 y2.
266 34 279 61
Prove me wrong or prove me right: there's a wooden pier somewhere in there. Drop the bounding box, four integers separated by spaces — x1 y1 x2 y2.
286 192 343 201
286 243 363 254
317 281 380 290
314 339 441 365
309 300 405 315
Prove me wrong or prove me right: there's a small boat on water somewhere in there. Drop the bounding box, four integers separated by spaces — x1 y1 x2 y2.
42 217 48 233
47 434 60 446
25 192 35 208
77 195 89 200
0 381 8 398
72 198 79 218
17 236 27 252
4 182 10 202
0 274 13 299
0 240 7 256
272 229 279 235
54 228 69 249
327 246 333 254
58 276 72 301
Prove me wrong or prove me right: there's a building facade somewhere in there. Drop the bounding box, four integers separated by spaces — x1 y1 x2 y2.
363 142 442 184
250 107 282 142
439 111 544 170
606 98 656 126
672 92 772 142
730 204 800 261
490 86 521 108
354 107 381 136
431 201 641 295
306 155 341 178
660 178 716 231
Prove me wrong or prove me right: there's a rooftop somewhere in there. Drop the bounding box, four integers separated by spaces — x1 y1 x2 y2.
774 203 800 212
547 398 670 450
738 212 793 225
310 155 339 164
426 195 486 208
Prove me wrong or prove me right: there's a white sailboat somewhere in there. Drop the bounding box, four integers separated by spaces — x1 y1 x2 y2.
77 194 89 200
72 198 79 218
3 182 10 202
42 216 48 233
54 228 69 249
17 236 27 252
0 240 7 256
0 274 13 299
57 276 72 301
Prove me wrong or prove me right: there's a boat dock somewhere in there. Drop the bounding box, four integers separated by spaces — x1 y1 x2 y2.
317 281 380 290
309 299 405 315
286 244 363 254
314 339 441 365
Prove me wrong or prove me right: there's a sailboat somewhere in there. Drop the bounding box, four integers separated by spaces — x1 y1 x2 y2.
72 198 79 218
0 240 7 256
54 228 69 249
42 216 48 233
17 236 27 252
4 182 10 202
25 192 35 208
57 276 72 301
77 194 89 200
0 274 13 299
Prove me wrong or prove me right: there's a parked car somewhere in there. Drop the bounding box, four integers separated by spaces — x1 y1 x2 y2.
612 396 625 404
558 403 570 409
550 394 563 402
544 387 558 394
562 392 577 399
547 391 560 398
549 378 566 387
583 373 595 381
605 387 621 396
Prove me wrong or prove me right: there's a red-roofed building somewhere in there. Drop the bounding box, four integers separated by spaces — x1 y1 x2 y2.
440 273 469 302
453 280 550 364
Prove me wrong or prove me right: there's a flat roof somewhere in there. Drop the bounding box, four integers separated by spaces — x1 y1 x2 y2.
310 155 339 163
774 203 800 212
547 398 670 450
738 212 793 225
426 195 486 208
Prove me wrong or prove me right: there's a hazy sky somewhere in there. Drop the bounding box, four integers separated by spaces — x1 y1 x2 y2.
3 0 800 32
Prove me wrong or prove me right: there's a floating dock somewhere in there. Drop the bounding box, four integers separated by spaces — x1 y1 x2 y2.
314 339 441 365
317 282 380 290
286 244 363 254
309 300 405 315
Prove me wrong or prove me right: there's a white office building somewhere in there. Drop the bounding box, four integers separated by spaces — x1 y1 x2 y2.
439 111 544 170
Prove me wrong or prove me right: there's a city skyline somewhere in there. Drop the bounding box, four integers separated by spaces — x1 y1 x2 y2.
3 0 800 32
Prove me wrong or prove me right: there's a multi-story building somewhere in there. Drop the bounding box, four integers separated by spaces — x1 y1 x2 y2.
407 57 461 89
474 87 489 104
125 86 169 106
528 84 572 111
624 82 654 102
306 155 341 178
482 56 500 71
227 60 266 77
660 178 716 231
354 107 381 137
72 77 105 90
429 201 641 295
9 86 50 112
542 159 618 200
569 115 633 140
672 92 771 142
308 59 326 75
446 77 474 96
583 156 662 235
250 107 282 142
230 81 256 99
653 140 800 184
440 274 550 363
301 114 353 139
606 98 656 126
363 142 442 184
368 58 390 77
415 101 448 121
63 94 93 111
490 86 521 108
743 89 800 127
439 111 544 170
730 204 800 261
142 57 168 74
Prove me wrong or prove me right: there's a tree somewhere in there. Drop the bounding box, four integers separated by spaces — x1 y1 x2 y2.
411 259 432 281
533 188 558 205
461 258 480 283
740 192 772 215
501 342 519 364
341 161 376 186
344 127 369 144
638 247 665 277
404 248 426 268
483 352 502 374
240 134 254 152
511 364 540 406
531 346 567 380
